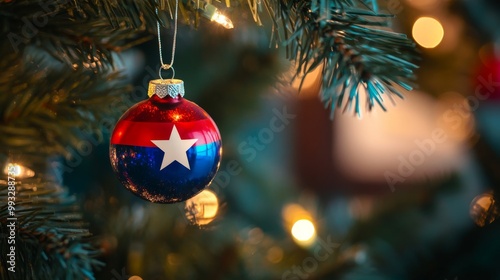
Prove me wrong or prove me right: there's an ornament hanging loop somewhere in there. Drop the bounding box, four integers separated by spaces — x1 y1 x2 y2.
159 64 175 80
156 0 179 80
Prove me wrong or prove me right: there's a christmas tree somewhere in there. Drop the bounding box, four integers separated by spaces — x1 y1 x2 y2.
1 0 500 279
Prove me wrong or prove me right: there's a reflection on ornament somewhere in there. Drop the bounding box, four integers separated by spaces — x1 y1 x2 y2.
202 4 234 29
128 277 143 280
4 163 35 179
184 189 219 225
291 219 316 245
470 193 499 227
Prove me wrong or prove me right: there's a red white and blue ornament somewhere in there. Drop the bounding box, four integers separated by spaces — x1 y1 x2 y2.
110 79 222 203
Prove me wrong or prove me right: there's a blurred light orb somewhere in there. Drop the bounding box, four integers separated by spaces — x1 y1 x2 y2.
291 219 316 243
4 163 35 179
412 17 444 48
184 189 219 225
167 253 182 266
248 227 264 244
128 276 143 280
266 246 284 263
333 91 467 186
470 193 499 227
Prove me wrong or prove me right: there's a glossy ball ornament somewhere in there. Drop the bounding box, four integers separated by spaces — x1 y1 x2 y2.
470 192 499 227
110 79 222 203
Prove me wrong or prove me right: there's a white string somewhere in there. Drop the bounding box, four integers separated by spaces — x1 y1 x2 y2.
156 0 179 80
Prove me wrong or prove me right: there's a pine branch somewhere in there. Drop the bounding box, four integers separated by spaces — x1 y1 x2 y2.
0 2 141 277
0 50 126 279
0 53 130 158
0 0 419 276
0 169 103 279
3 0 418 115
1 0 156 70
266 0 418 116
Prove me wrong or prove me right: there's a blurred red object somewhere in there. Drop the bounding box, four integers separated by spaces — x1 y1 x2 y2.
474 50 500 102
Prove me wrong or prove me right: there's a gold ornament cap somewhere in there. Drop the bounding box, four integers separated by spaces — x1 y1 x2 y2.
148 79 185 98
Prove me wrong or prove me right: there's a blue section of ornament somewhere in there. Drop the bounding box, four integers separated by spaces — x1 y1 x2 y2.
110 141 222 203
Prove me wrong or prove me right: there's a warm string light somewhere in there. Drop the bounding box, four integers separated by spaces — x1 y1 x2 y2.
211 10 234 29
4 163 35 179
202 4 234 29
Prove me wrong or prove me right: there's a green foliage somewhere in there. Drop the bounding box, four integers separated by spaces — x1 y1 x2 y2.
1 1 137 278
1 0 154 69
266 0 418 116
0 175 103 279
0 0 419 278
0 55 130 158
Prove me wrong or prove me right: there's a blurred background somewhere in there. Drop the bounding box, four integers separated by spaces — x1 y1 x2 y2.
47 0 500 279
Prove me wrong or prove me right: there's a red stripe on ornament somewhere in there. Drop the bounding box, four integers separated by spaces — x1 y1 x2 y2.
111 119 220 147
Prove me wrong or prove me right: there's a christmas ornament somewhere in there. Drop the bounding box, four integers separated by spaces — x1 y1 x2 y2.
470 192 499 227
110 79 222 203
184 189 219 225
109 0 222 203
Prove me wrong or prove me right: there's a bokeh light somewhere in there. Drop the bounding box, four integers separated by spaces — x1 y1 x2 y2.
4 163 35 179
283 204 318 246
412 17 444 48
184 189 219 225
266 246 284 264
291 219 316 243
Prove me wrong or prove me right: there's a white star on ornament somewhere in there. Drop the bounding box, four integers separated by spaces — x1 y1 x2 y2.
151 125 198 170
